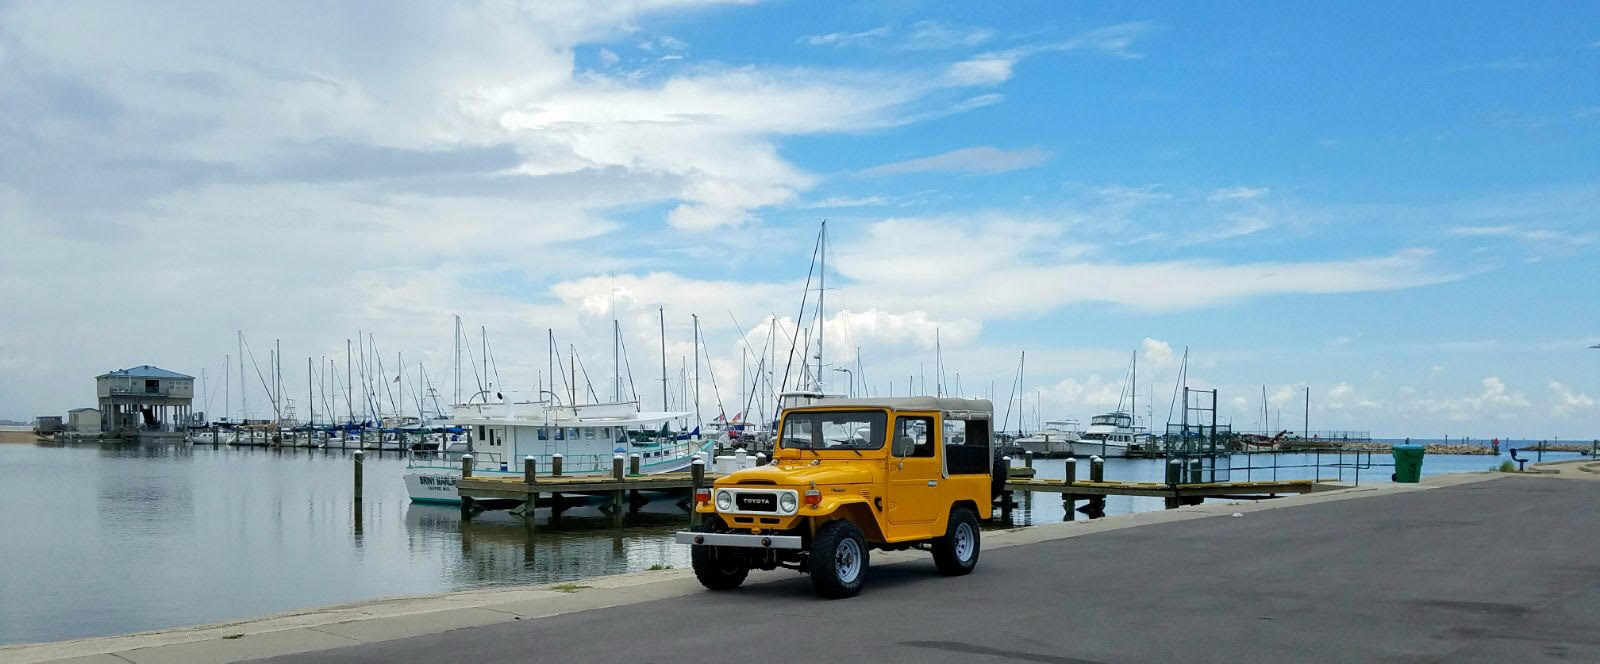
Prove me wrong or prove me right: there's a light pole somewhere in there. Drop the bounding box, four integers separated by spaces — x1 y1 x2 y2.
833 368 854 398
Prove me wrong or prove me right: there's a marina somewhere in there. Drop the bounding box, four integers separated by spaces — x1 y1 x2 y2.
1 437 1587 646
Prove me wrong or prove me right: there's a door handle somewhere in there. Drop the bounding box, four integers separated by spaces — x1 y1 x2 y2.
927 480 938 487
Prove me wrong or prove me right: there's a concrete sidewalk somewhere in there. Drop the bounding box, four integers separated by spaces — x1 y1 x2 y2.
13 471 1596 663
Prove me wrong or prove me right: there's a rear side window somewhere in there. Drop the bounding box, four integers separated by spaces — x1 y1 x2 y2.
945 418 992 475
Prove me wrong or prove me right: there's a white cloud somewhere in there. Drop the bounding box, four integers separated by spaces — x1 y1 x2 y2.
799 21 992 51
598 48 620 66
861 146 1051 176
1209 186 1269 201
1548 381 1596 416
798 25 893 48
807 195 890 208
1141 338 1175 368
945 57 1017 85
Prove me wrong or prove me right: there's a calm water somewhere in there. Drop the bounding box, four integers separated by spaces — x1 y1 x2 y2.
0 442 1584 645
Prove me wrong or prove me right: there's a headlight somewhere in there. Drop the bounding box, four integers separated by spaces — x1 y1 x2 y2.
715 490 733 511
778 492 798 513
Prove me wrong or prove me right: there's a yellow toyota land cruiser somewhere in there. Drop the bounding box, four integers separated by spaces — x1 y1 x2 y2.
675 397 1002 599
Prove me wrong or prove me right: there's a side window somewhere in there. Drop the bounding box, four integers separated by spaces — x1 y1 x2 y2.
893 416 936 458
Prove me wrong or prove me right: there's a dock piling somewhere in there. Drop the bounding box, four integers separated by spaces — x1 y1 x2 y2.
552 453 563 477
523 455 536 485
461 454 473 479
690 457 706 526
1088 456 1106 515
1188 458 1203 484
1024 450 1034 469
629 453 641 476
1164 459 1182 508
1063 457 1077 520
353 449 364 501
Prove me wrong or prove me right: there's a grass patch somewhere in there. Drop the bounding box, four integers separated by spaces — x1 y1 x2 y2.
550 583 591 594
1493 460 1516 473
646 563 672 571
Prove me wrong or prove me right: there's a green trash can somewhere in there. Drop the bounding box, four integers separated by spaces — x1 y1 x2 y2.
1392 444 1425 483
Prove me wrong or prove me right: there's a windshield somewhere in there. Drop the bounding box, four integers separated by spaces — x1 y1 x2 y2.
780 411 887 450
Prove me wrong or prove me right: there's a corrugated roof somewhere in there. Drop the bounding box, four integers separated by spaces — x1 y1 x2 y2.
97 365 193 379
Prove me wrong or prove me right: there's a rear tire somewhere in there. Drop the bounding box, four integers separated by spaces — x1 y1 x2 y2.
690 522 749 591
809 520 868 599
932 507 981 576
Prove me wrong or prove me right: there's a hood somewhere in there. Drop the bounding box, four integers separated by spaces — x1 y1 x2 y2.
718 461 878 487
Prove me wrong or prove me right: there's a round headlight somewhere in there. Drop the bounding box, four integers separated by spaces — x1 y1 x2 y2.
778 492 798 513
715 490 733 511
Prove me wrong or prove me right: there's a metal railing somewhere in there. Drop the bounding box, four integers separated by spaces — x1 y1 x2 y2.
1183 448 1392 486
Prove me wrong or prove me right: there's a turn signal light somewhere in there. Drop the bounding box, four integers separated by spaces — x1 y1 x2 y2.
804 489 821 506
695 488 711 504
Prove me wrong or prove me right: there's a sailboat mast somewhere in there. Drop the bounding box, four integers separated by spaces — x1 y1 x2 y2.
659 307 668 412
480 325 487 398
224 354 230 423
693 314 702 432
816 221 825 389
307 357 313 427
238 331 246 421
453 316 461 405
1131 348 1137 426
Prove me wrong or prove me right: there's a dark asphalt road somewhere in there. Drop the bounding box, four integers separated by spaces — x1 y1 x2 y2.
259 477 1600 664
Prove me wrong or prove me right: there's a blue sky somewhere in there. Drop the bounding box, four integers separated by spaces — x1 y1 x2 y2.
1 1 1596 437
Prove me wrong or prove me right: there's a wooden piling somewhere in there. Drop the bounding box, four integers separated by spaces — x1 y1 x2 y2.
461 454 474 479
689 456 706 526
1024 450 1034 469
1164 459 1182 509
629 453 641 476
353 449 364 501
523 455 537 485
1089 456 1106 514
1188 458 1203 484
552 453 563 477
1063 457 1077 519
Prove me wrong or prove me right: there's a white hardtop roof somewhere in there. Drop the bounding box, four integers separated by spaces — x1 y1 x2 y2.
801 396 993 417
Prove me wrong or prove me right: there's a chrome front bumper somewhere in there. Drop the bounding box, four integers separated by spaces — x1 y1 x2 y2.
675 531 803 550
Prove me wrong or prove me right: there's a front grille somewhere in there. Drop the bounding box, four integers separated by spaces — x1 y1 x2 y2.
734 492 778 512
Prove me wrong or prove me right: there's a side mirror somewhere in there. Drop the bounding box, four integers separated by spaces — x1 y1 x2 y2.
892 435 915 457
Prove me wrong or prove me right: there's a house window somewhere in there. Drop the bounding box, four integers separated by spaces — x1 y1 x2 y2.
144 379 159 394
537 427 548 440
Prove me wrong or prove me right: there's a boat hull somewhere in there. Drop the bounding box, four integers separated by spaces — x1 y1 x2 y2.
1067 440 1131 458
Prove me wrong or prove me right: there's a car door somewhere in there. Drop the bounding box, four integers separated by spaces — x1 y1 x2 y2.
886 413 943 526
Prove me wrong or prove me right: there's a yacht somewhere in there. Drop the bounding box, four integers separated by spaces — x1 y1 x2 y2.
1069 412 1145 459
402 399 716 504
1016 419 1082 457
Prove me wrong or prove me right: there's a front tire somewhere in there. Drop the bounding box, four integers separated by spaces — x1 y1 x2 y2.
809 520 868 599
932 507 981 575
690 523 749 591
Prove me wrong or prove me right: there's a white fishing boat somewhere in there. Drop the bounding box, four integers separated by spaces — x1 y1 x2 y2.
1016 419 1082 457
1069 412 1141 458
403 399 715 504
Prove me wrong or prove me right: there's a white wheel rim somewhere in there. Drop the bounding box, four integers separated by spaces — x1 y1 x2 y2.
955 522 974 561
836 537 862 583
